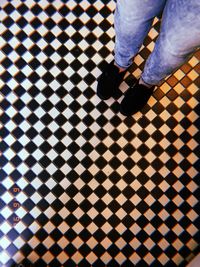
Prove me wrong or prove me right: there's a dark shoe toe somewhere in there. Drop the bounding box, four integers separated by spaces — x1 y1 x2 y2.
97 61 126 100
120 81 155 116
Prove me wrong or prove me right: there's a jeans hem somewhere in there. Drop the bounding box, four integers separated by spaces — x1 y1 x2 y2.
114 59 131 70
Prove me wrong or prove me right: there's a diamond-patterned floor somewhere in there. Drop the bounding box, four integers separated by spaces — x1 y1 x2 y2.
0 1 199 267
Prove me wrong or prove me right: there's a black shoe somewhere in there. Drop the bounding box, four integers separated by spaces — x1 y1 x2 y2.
97 61 126 100
120 80 155 116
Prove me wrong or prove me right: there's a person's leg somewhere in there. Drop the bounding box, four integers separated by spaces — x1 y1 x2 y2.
120 0 200 116
114 0 166 69
97 0 166 100
141 0 200 85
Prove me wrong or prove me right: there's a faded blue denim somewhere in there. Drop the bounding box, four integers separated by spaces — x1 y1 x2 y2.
114 0 200 85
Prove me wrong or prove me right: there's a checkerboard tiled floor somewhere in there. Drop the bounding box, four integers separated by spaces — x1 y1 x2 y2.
0 1 199 266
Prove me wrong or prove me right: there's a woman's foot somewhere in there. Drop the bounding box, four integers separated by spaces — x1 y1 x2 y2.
97 61 126 100
120 79 155 116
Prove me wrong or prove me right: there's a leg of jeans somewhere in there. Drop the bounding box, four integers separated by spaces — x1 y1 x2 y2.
141 0 200 85
114 0 166 69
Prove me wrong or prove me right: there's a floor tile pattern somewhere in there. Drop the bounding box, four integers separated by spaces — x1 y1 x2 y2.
0 1 199 266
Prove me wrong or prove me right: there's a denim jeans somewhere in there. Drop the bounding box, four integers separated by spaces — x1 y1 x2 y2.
114 0 200 85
